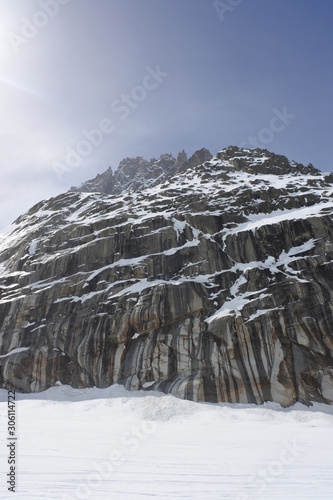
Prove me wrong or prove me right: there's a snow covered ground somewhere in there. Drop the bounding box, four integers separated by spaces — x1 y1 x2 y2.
1 385 333 499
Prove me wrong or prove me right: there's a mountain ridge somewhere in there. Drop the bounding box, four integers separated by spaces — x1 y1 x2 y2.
70 145 327 197
70 147 212 195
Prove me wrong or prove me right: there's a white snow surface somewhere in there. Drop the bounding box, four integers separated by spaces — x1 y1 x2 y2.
0 385 333 499
28 240 38 256
0 347 30 358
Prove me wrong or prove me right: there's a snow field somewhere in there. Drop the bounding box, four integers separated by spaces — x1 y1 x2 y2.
1 384 333 499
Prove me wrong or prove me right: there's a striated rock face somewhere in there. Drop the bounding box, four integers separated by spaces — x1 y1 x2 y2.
1 146 333 407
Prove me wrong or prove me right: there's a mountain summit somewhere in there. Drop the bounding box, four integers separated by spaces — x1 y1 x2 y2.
71 147 212 195
1 146 333 406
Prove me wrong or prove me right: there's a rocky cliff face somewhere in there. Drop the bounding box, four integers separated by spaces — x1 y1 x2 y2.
1 146 333 407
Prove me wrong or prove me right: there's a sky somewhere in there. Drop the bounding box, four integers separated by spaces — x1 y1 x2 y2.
0 0 332 229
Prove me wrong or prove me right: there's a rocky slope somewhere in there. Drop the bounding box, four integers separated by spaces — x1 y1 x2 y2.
1 146 333 406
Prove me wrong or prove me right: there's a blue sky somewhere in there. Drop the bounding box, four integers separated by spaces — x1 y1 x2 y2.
0 0 332 228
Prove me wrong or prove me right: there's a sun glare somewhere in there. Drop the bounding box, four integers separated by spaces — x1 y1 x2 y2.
0 6 16 63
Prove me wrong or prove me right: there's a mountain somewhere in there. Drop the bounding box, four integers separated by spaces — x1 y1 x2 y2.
1 146 333 407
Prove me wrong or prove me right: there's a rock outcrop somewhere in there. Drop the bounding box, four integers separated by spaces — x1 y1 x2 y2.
1 146 333 407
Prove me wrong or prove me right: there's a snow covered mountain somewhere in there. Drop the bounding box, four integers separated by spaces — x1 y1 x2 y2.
1 146 333 407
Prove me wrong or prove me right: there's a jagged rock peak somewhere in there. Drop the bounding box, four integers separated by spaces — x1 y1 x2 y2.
71 148 212 195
